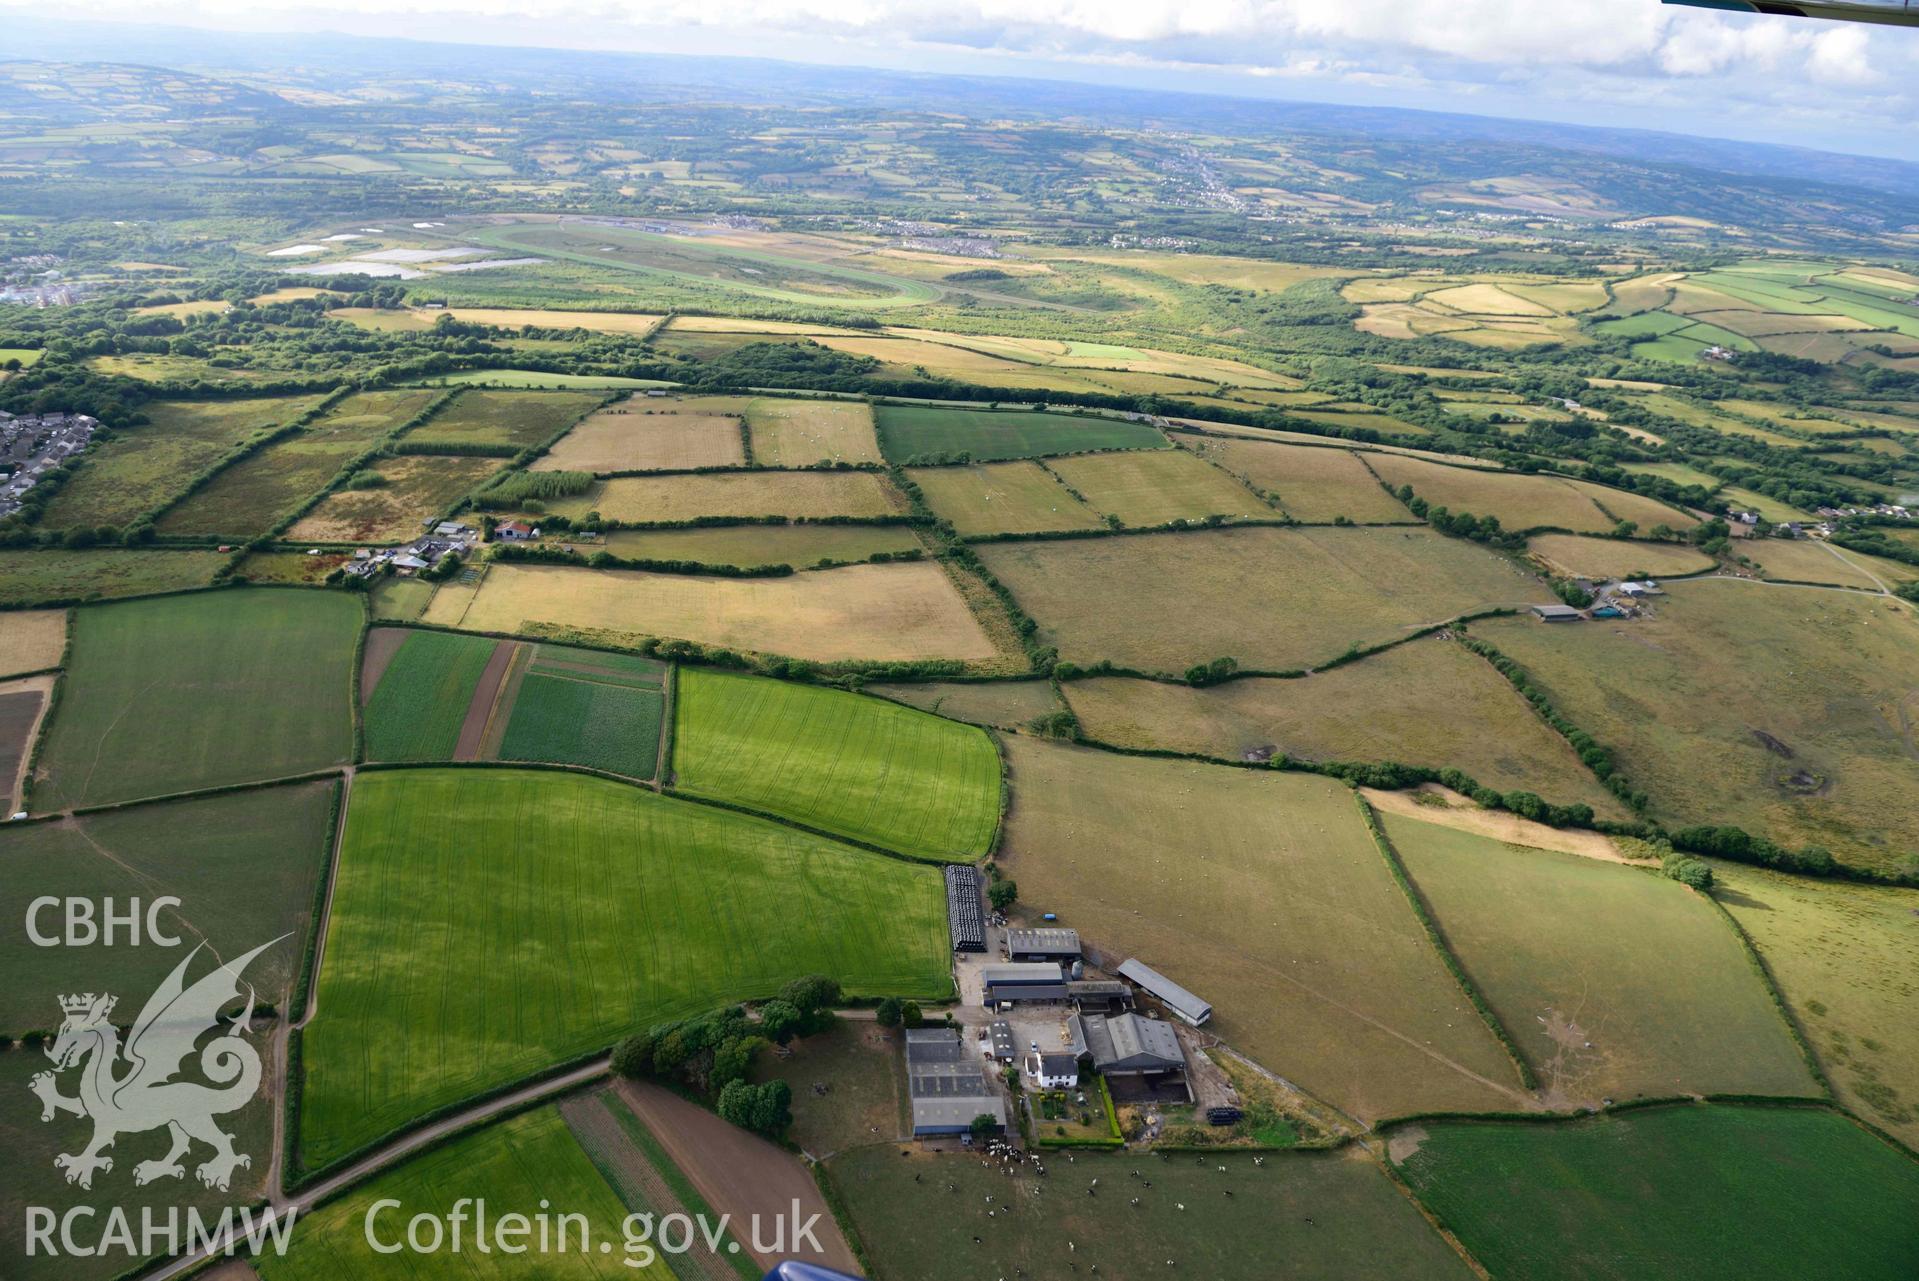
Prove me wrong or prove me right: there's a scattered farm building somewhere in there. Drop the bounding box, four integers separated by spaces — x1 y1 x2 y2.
982 962 1069 1006
1067 979 1133 1014
1116 959 1212 1027
1006 926 1081 962
945 865 986 953
1530 604 1583 622
1073 1011 1186 1078
905 1027 1006 1137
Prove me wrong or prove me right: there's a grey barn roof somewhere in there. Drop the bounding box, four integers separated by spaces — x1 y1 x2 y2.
904 1027 1005 1134
980 962 1066 986
1005 927 1081 957
985 982 1070 1004
1073 1012 1185 1074
1116 959 1212 1025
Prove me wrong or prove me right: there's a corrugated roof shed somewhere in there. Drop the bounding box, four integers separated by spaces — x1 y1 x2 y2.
1116 959 1213 1026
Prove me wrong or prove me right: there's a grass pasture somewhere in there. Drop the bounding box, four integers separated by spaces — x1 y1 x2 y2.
362 628 499 761
34 589 358 809
1000 738 1523 1120
1384 813 1813 1105
0 548 226 606
534 395 747 472
908 460 1103 535
402 388 603 450
43 395 324 530
874 404 1166 463
1736 538 1916 589
1476 581 1919 873
978 525 1534 674
673 668 1000 859
155 390 437 537
1526 534 1716 580
1045 448 1269 526
1394 1105 1919 1281
828 1144 1473 1281
288 454 504 542
423 561 998 663
259 1105 663 1281
0 609 65 677
1711 862 1919 1148
599 522 921 568
1365 454 1695 534
868 678 1063 731
0 780 334 1031
745 396 881 465
298 768 951 1167
546 470 900 522
1063 636 1621 812
498 648 664 781
1181 437 1415 523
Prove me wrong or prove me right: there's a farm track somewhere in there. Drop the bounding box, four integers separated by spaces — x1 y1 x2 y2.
135 1054 613 1281
452 638 516 759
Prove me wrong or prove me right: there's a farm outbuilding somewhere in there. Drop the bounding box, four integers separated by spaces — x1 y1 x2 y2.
1005 926 1081 962
1116 959 1213 1026
905 1027 1006 1137
981 961 1070 1007
1530 604 1583 622
1073 1012 1186 1076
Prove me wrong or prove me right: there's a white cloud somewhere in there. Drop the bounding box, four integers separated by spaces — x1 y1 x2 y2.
7 0 1914 156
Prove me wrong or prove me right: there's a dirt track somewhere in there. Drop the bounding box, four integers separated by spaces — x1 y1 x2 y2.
616 1079 861 1275
453 639 515 760
357 626 408 704
1362 786 1644 865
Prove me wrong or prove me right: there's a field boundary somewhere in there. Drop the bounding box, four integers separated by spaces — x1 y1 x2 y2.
1357 794 1539 1093
1700 890 1834 1100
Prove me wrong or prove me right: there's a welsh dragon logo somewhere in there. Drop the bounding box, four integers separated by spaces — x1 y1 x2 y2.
29 937 284 1192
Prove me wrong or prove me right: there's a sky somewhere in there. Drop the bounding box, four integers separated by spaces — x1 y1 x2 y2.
8 0 1919 159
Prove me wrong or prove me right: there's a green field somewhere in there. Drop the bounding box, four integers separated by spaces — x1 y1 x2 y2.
259 1106 668 1280
1000 738 1522 1121
979 525 1534 675
829 1145 1474 1281
1046 447 1269 526
1476 582 1919 873
1384 812 1814 1104
1394 1105 1919 1281
1366 454 1695 534
363 628 498 760
672 668 1000 860
0 547 227 606
1061 636 1623 813
414 369 678 389
499 666 662 780
1712 861 1919 1148
34 589 359 809
369 575 435 621
874 404 1166 463
1526 533 1717 580
40 396 324 530
154 390 436 537
402 388 604 449
1183 437 1417 523
298 768 951 1167
869 678 1064 731
0 781 334 1030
